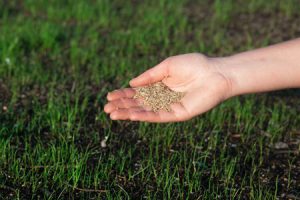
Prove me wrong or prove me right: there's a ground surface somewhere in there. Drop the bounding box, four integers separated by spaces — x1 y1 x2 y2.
0 0 300 199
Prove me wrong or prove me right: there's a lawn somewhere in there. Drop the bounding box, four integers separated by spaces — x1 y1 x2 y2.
0 0 300 199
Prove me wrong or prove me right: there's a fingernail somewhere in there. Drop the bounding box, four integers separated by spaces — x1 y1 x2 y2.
129 79 135 86
110 113 117 120
104 105 110 113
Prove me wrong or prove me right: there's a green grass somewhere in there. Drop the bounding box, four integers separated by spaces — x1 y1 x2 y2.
0 0 300 199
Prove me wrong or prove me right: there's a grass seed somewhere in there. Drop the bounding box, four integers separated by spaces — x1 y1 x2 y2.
133 81 185 112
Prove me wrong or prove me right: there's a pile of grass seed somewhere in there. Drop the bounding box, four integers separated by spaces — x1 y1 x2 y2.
133 81 185 112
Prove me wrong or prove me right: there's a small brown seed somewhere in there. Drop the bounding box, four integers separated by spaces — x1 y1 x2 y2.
133 81 185 112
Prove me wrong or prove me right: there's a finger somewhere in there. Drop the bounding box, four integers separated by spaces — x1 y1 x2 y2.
130 110 181 123
109 102 190 122
129 60 169 87
110 107 145 120
104 98 141 113
107 88 136 101
128 101 190 122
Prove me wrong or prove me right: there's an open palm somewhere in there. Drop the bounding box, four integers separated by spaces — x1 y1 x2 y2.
104 53 232 122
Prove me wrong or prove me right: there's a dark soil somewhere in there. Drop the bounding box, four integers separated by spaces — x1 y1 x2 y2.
0 81 11 104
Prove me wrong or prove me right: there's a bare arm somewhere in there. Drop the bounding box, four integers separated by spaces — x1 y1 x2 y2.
104 38 300 122
218 38 300 98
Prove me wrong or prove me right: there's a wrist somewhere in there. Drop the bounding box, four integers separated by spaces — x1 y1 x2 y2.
211 39 300 99
210 56 241 99
214 53 262 98
213 51 300 97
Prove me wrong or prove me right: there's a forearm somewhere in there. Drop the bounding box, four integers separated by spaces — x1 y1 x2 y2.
218 38 300 97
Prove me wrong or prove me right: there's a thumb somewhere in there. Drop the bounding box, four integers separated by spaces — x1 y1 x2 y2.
129 60 169 87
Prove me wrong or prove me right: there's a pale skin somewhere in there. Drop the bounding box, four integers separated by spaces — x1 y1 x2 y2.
104 38 300 122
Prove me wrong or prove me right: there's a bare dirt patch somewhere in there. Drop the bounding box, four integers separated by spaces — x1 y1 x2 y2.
0 81 11 104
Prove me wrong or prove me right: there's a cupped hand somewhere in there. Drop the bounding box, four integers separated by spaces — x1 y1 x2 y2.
104 53 232 122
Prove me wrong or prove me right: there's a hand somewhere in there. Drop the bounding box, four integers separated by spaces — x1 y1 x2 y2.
104 53 232 122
